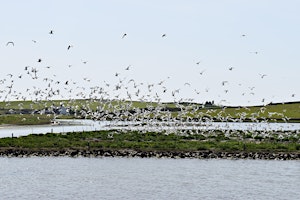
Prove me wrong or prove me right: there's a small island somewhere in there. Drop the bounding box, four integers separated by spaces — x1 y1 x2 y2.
0 100 299 159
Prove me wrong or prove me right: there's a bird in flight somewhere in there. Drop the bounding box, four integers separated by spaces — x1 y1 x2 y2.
259 74 267 79
125 65 131 70
222 81 228 86
37 58 42 63
67 45 73 50
49 30 54 34
122 33 127 39
6 41 14 46
199 70 205 75
162 34 166 37
229 67 234 71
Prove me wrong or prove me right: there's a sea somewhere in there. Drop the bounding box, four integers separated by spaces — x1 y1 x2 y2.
0 157 299 200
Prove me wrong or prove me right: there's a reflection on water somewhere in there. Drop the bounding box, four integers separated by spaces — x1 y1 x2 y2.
0 119 300 138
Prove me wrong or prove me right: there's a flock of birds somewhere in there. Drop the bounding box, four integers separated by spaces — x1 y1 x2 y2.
1 30 299 140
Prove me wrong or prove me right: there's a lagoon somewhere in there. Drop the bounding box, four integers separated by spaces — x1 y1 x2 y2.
0 157 299 200
1 119 300 138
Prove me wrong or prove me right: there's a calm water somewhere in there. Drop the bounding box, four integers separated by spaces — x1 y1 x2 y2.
0 157 299 200
1 119 300 138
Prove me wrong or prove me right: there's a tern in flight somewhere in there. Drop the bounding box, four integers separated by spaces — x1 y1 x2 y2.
259 74 267 79
125 65 131 70
122 33 127 39
67 45 73 50
6 42 14 46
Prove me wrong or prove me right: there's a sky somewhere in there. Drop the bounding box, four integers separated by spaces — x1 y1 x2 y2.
0 0 299 106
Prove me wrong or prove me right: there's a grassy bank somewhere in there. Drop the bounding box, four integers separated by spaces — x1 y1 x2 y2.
1 130 299 154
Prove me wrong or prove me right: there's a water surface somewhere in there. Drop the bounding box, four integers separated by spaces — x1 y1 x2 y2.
1 119 300 138
0 157 299 200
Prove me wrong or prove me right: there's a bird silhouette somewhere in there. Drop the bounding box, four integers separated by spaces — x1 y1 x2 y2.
259 74 267 79
6 42 14 46
125 65 131 70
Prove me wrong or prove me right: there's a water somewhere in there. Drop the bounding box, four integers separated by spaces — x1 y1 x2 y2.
0 119 300 138
0 157 299 200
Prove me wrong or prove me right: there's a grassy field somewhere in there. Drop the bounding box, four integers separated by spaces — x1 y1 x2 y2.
0 99 300 125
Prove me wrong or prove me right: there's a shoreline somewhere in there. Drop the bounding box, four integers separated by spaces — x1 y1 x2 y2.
1 148 299 160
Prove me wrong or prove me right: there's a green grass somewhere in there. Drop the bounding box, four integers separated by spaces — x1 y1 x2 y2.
0 130 299 153
0 114 52 125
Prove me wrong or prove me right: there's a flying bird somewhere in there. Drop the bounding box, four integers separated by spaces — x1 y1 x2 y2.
162 34 166 37
199 70 205 75
67 45 73 50
122 33 127 39
37 58 42 63
259 74 267 79
125 65 131 70
222 81 228 86
49 30 54 34
6 42 14 46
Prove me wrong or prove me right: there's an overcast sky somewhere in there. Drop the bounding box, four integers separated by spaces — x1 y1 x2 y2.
0 0 299 106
